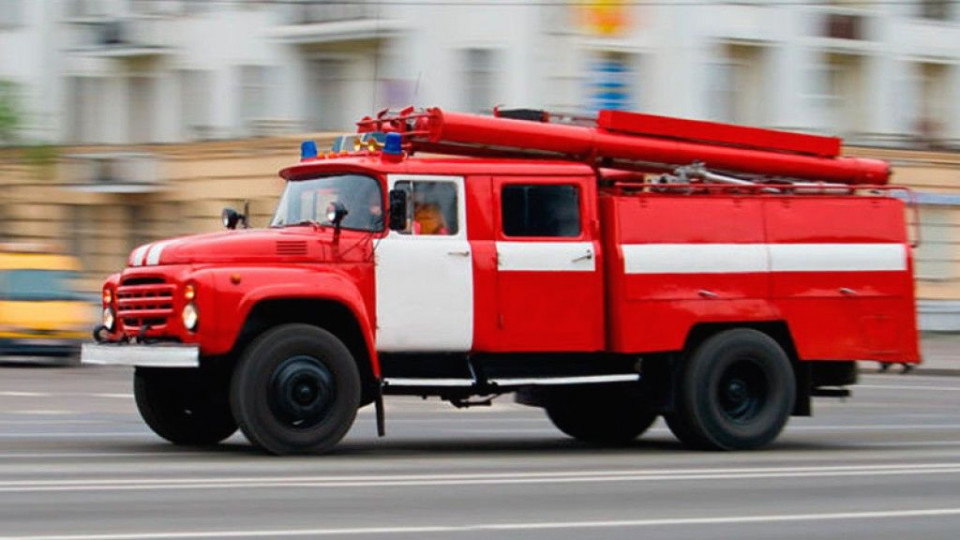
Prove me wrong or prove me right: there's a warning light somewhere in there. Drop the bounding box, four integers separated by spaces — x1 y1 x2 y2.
300 140 318 161
383 133 403 155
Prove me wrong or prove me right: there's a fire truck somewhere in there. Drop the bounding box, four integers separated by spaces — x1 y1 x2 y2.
81 107 919 455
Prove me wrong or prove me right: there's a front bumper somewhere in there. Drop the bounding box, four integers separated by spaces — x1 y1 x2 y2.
80 343 199 368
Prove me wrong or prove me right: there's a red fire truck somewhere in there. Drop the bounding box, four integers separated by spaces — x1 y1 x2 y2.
82 107 919 455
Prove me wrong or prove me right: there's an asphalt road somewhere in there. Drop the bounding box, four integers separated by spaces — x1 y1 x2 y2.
0 366 958 539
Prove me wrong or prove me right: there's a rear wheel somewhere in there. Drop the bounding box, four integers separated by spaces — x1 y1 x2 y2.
668 329 795 450
134 368 238 446
543 384 657 444
230 324 361 455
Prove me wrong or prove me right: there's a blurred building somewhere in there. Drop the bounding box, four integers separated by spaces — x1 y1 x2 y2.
0 0 959 328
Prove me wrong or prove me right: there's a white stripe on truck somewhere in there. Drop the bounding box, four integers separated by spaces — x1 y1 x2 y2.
622 243 906 274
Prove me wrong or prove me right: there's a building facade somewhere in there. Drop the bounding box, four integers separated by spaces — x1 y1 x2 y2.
1 0 960 327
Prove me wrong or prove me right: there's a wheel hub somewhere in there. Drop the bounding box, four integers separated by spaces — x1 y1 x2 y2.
717 360 767 423
269 355 335 428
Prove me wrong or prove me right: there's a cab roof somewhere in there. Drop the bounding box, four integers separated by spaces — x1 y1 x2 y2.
279 155 597 181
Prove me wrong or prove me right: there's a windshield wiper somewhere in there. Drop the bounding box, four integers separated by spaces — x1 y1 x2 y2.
291 220 326 230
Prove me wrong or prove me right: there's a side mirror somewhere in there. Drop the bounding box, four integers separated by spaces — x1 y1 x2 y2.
222 207 246 230
388 189 407 231
326 201 349 228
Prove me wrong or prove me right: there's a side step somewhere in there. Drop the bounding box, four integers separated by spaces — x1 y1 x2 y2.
382 373 640 391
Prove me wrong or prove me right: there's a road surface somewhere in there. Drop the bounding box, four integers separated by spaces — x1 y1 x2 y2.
0 365 958 539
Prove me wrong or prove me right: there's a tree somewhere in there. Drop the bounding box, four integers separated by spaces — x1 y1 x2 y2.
0 79 21 145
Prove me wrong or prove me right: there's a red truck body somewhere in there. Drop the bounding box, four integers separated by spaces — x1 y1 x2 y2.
83 108 920 455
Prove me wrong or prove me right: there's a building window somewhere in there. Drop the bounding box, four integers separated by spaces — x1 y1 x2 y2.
915 205 955 280
68 0 106 19
461 49 497 114
238 65 275 136
307 58 348 131
501 184 581 238
808 53 866 137
914 63 953 146
586 52 634 114
67 77 104 143
707 45 767 125
919 0 952 20
128 76 155 143
180 69 213 139
0 0 24 28
183 0 215 15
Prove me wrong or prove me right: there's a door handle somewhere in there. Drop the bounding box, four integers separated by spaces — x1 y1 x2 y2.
447 250 471 257
572 251 594 263
839 287 857 296
698 289 718 298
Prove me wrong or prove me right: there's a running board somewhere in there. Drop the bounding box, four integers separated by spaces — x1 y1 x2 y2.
382 374 640 390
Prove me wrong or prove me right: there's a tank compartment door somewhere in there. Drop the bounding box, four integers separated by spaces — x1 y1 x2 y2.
491 177 604 352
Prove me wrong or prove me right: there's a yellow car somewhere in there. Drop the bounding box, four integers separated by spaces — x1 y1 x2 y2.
0 248 90 365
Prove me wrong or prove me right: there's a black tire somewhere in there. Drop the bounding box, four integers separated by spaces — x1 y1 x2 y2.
134 368 238 446
669 329 795 450
230 324 361 455
543 384 658 444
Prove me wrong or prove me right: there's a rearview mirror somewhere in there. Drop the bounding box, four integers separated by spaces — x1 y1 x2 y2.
326 201 349 227
388 188 408 231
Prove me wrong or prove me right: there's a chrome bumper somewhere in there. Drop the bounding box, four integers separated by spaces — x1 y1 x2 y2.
80 343 199 368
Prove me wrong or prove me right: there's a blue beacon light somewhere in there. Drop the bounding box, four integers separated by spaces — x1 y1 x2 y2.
382 132 403 156
300 140 318 161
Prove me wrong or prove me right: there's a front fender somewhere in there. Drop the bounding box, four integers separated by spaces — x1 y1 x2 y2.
196 266 377 375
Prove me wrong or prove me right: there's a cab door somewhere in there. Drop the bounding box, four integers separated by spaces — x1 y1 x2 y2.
374 175 474 352
492 177 604 352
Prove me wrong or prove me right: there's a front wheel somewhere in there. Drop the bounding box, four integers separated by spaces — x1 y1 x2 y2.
134 368 238 446
668 329 795 450
230 324 361 455
543 384 658 444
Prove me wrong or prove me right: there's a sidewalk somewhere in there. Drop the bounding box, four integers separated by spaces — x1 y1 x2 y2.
859 332 960 376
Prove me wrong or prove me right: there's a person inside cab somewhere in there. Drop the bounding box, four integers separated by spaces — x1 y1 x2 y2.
413 201 449 235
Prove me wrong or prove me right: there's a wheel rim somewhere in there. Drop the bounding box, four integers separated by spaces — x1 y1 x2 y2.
268 355 335 429
716 358 768 423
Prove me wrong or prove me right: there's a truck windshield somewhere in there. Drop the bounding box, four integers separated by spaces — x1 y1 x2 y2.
0 270 81 302
271 174 383 232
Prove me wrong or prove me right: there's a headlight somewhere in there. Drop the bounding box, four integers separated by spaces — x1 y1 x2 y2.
182 303 198 332
102 308 115 331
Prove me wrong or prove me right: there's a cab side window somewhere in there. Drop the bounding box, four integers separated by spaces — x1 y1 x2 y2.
501 184 581 237
395 181 459 236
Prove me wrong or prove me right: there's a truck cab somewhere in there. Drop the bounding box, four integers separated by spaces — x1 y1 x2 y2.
82 108 919 455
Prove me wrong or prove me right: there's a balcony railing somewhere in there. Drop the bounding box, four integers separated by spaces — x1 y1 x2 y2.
72 18 171 57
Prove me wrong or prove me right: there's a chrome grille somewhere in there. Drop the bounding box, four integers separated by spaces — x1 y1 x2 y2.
116 277 175 331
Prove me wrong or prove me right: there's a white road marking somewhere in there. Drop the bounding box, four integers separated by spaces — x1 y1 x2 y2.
784 424 960 431
0 392 133 399
11 411 73 416
0 420 108 425
0 463 959 493
0 432 149 439
0 452 209 460
856 384 960 392
4 507 960 539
